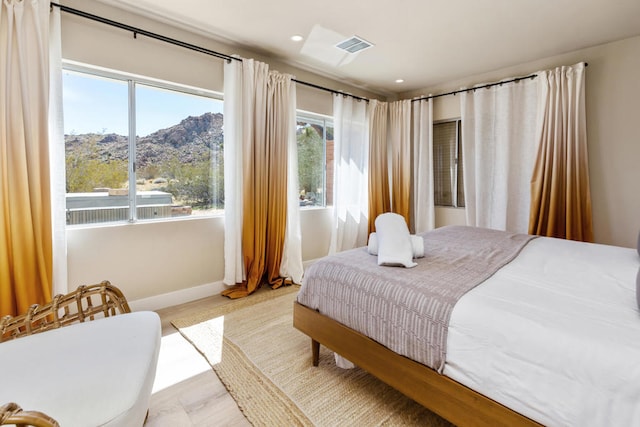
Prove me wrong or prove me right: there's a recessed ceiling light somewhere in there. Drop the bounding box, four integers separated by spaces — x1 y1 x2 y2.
395 79 404 84
291 35 304 42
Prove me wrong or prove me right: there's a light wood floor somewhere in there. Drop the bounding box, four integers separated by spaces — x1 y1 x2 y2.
145 293 252 427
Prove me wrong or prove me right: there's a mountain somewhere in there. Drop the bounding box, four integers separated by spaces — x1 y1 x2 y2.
64 112 224 168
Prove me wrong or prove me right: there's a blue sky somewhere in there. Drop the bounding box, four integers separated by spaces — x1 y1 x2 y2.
62 70 223 137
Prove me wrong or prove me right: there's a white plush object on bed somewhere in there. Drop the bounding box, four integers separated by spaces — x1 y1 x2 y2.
0 311 161 427
374 213 417 268
444 237 640 427
367 232 425 258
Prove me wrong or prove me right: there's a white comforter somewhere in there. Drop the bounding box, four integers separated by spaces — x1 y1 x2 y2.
444 237 640 427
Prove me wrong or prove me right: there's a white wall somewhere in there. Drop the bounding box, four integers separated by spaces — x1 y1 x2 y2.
403 35 640 248
66 207 334 305
67 217 224 302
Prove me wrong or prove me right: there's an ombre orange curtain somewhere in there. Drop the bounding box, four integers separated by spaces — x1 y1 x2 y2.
389 100 412 224
231 60 269 298
0 0 53 316
368 99 435 235
367 100 390 234
264 73 292 287
222 61 299 298
529 63 593 242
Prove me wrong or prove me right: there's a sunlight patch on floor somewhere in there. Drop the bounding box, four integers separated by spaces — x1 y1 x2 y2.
151 317 224 393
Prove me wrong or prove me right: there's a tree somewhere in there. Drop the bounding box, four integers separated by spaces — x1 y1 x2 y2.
297 124 323 204
65 135 127 192
162 153 224 209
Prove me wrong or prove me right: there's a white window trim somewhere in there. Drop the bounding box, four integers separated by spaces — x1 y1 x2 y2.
62 61 224 227
296 110 333 209
433 118 464 208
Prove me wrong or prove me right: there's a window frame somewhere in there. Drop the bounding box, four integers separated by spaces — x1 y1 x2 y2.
433 118 465 208
296 110 333 209
62 61 224 226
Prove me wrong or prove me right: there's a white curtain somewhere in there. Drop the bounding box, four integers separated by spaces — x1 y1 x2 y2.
278 75 303 284
222 57 246 285
411 98 435 233
329 95 369 253
461 78 538 232
49 6 67 296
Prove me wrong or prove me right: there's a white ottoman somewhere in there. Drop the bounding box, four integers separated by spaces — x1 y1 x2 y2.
0 311 161 427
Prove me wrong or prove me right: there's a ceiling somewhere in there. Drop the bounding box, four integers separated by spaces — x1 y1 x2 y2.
99 0 640 95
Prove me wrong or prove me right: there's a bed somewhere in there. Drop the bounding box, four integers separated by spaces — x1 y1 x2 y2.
293 225 640 427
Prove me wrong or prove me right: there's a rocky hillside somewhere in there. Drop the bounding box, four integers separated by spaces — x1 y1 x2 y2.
65 112 224 168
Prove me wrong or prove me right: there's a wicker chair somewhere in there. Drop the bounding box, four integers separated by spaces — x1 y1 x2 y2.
0 403 59 427
0 280 131 342
0 281 135 426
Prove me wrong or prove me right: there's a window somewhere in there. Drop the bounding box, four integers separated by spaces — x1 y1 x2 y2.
433 120 465 207
296 114 334 207
62 65 223 225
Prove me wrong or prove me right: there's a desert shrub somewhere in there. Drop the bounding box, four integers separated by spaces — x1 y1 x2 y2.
66 156 128 192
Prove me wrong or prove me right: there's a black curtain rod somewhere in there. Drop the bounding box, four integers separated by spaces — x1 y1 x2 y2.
294 79 369 102
51 2 236 62
50 2 369 102
411 62 588 103
411 74 537 102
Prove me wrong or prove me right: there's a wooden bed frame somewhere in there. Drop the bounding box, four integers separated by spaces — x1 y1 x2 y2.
293 301 542 427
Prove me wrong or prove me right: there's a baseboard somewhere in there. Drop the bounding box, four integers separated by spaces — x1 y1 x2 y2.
130 259 322 312
129 280 227 312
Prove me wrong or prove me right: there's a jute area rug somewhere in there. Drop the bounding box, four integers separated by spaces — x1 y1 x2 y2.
172 286 453 427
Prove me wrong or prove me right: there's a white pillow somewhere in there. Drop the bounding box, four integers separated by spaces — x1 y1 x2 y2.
367 232 378 254
374 213 417 268
412 235 425 258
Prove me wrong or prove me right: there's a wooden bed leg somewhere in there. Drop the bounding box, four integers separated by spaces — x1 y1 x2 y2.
311 339 320 366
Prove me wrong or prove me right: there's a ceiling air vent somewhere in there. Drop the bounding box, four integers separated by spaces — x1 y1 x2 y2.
335 36 374 54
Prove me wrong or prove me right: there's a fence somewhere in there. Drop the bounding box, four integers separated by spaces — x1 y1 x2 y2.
66 205 173 225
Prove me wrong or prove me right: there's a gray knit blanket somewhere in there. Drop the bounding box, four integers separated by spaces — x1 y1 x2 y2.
297 225 536 372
